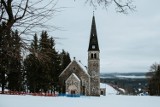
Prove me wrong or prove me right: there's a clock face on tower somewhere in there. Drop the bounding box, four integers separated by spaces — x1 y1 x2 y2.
92 45 95 49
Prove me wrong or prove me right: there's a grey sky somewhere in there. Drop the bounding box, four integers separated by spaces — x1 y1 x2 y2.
49 0 160 73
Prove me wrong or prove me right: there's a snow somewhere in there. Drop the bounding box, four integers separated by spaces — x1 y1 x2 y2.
118 88 126 93
1 84 160 107
1 94 160 107
0 87 8 91
100 83 118 95
116 75 146 79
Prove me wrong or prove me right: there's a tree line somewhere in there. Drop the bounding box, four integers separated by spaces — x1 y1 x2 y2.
0 24 71 94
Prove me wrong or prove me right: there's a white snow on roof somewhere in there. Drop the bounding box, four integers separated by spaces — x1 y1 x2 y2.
76 60 88 73
75 59 90 77
100 83 118 95
100 83 106 88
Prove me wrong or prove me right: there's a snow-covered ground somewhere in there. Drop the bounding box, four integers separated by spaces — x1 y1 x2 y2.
1 94 160 107
100 83 118 95
0 84 160 107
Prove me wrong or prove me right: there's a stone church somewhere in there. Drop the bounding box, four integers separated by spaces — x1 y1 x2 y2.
59 14 103 96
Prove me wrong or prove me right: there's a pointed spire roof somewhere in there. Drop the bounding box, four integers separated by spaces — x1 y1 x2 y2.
88 13 99 51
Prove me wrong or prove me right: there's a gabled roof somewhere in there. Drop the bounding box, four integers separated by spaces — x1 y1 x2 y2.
59 59 90 77
66 73 80 83
76 60 88 73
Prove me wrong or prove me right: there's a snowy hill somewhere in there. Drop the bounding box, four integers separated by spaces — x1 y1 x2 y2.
100 83 118 95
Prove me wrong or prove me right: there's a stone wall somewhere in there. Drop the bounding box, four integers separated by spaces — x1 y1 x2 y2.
59 60 90 95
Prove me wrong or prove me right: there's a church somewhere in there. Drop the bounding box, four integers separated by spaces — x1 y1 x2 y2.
59 14 105 96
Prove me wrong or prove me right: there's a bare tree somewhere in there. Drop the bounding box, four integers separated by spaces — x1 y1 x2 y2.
0 0 61 64
84 0 135 14
0 0 59 35
0 0 59 94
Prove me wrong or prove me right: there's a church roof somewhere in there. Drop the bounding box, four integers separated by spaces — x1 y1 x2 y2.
77 60 88 73
59 59 90 77
66 73 81 83
88 15 99 51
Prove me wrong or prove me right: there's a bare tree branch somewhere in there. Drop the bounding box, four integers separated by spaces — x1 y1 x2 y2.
0 0 59 36
84 0 136 14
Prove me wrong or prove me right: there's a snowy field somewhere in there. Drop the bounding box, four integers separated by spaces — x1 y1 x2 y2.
1 84 160 107
1 94 160 107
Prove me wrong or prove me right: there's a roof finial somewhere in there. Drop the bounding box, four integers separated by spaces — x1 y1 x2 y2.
93 11 94 16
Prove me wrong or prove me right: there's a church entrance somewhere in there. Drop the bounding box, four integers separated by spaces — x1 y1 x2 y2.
68 85 78 95
71 90 76 94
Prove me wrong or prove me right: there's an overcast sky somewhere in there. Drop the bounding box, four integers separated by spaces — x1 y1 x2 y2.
47 0 160 73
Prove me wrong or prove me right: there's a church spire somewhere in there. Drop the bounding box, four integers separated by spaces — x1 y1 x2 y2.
88 13 99 51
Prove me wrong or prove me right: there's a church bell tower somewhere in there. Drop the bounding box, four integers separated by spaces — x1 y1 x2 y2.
88 13 100 96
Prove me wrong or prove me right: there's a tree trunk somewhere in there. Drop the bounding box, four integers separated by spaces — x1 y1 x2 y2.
1 70 5 94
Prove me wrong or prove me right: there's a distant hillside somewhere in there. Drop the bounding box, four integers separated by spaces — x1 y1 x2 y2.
100 72 152 79
100 72 152 95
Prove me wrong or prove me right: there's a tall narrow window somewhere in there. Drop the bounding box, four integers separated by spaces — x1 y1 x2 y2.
94 53 97 59
91 53 94 59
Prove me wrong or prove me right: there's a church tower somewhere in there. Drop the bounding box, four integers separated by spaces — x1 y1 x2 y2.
88 14 100 96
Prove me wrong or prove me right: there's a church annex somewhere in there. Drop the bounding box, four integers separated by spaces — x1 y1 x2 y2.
59 14 101 96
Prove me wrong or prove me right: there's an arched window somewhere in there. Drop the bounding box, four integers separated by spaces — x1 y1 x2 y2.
91 53 94 59
94 53 97 59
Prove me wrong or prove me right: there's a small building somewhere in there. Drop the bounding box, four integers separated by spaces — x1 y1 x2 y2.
100 83 107 96
59 59 90 96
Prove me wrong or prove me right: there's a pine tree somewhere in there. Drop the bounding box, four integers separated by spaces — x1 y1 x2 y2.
48 37 61 93
24 54 41 92
24 31 71 93
148 63 160 95
38 31 52 92
24 33 41 92
60 49 71 71
0 23 23 93
7 30 22 91
0 22 8 94
24 31 56 93
0 23 22 93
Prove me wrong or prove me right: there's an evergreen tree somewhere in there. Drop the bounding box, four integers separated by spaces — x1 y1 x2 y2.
48 37 61 93
24 31 71 93
24 54 41 92
38 31 52 92
60 49 71 72
0 22 8 94
148 63 160 96
7 30 22 91
0 23 23 93
24 31 58 93
24 33 41 92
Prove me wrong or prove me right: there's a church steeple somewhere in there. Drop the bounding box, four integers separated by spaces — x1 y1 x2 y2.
88 13 100 96
88 14 99 51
